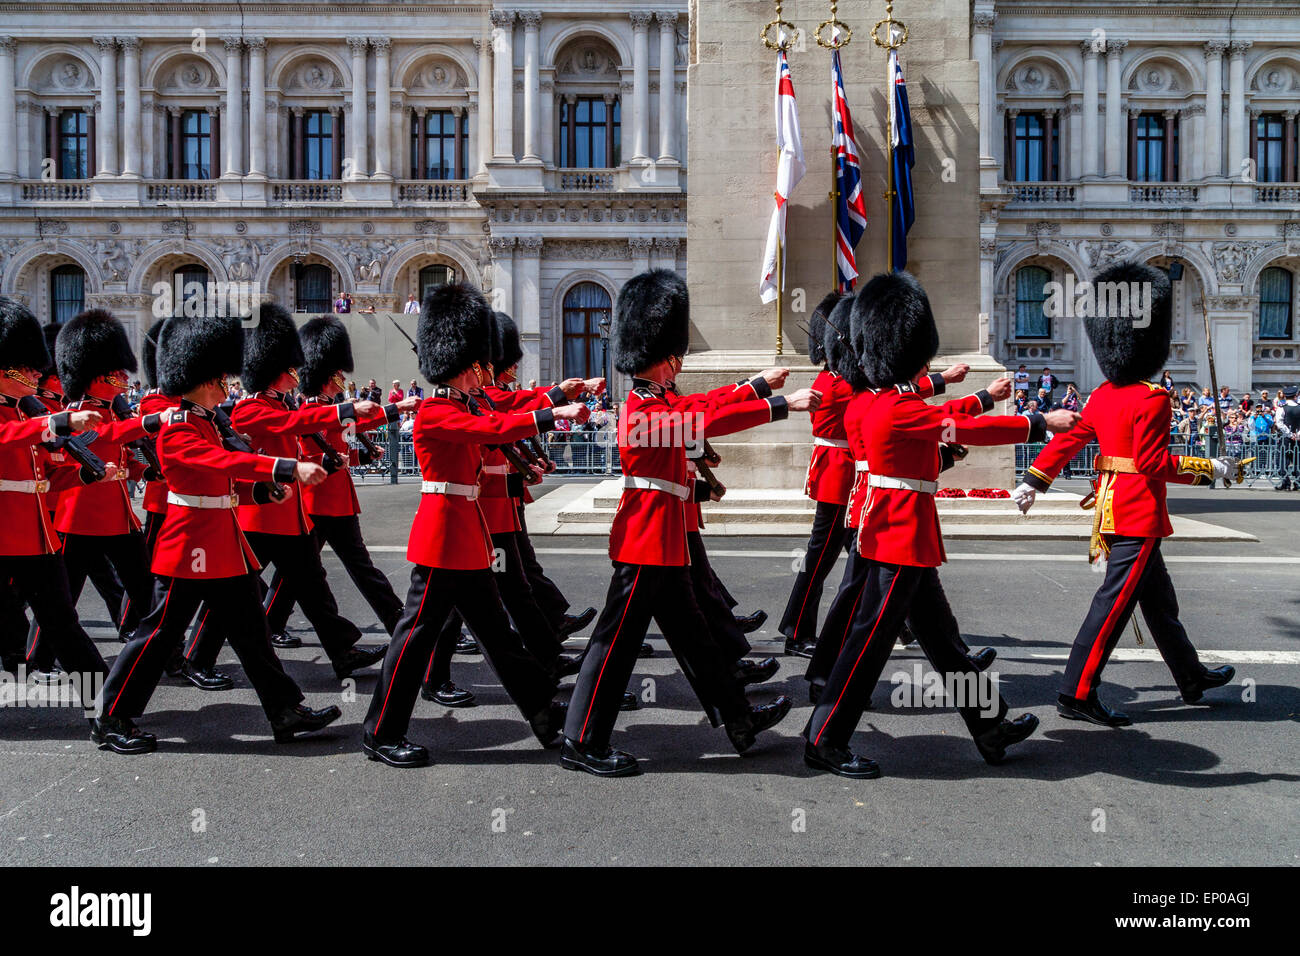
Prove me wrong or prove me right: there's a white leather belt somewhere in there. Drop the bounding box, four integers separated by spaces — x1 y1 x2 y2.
0 479 50 494
167 491 239 509
481 465 510 476
867 474 938 495
421 480 480 499
622 475 691 500
813 436 850 449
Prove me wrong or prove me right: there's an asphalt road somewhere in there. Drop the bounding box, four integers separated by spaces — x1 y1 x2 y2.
1 481 1296 866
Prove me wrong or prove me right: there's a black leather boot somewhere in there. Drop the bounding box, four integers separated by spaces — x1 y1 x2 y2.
421 681 476 707
733 657 780 686
1181 665 1234 704
363 732 430 768
726 695 794 754
90 716 157 755
180 660 234 691
556 607 596 637
271 704 342 742
1057 692 1131 727
559 737 641 777
803 740 881 778
974 713 1039 765
332 643 389 679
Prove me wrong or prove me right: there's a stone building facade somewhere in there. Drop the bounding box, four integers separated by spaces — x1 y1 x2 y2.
0 2 687 389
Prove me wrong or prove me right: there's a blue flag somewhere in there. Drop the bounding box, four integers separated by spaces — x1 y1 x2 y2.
888 50 915 272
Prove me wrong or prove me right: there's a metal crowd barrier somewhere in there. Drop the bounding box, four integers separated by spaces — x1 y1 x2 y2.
353 426 622 480
1015 437 1300 488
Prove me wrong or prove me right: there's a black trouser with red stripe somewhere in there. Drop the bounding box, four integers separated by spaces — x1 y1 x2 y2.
0 575 27 667
780 501 854 646
687 531 750 662
363 564 558 743
263 514 403 637
100 573 303 722
1062 536 1203 700
806 562 1006 751
0 555 107 683
26 532 128 671
184 531 363 671
142 510 165 557
420 531 567 691
516 501 570 629
805 543 971 694
564 561 751 752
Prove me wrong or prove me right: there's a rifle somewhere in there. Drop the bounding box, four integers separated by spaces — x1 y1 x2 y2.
389 314 419 355
18 394 107 481
110 393 164 480
211 404 289 502
282 391 347 473
470 391 543 486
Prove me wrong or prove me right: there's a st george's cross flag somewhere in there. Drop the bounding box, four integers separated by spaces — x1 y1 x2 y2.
759 50 805 305
831 48 868 293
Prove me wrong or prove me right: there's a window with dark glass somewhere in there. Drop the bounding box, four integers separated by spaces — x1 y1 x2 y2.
1133 112 1178 182
418 265 453 301
51 265 85 325
1259 267 1293 340
411 110 467 180
1256 113 1287 184
562 282 612 378
173 265 211 317
304 110 334 180
1012 112 1058 182
560 96 620 168
1014 266 1052 338
295 264 332 314
180 109 212 180
58 110 90 179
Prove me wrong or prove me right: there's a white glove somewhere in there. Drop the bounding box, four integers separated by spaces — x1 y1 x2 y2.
1210 458 1233 481
1011 482 1037 514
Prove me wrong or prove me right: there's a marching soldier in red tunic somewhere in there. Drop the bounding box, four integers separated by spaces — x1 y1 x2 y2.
138 318 181 559
260 316 417 647
560 269 817 777
1013 261 1237 726
0 297 110 694
803 272 1078 778
361 284 589 768
94 313 341 754
180 303 391 688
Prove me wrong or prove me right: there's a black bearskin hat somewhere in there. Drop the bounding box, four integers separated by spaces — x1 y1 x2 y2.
55 308 138 401
418 283 493 383
613 269 690 375
241 302 304 393
1084 261 1172 387
298 316 354 397
824 296 869 391
0 297 51 373
493 312 524 372
851 271 939 388
807 291 843 367
141 318 167 390
157 315 245 396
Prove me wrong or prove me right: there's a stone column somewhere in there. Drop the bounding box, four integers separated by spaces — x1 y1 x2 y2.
210 104 222 180
490 10 515 160
489 236 516 314
464 101 478 175
1081 41 1100 177
222 36 243 177
1163 109 1178 181
1104 39 1127 178
630 12 652 163
246 37 266 178
1228 41 1251 178
972 10 996 170
119 37 141 178
656 11 677 163
1204 41 1226 178
516 236 543 384
292 107 305 178
372 37 392 180
346 36 368 179
266 97 280 178
1286 111 1297 182
520 11 541 163
453 106 465 178
1043 109 1056 180
1066 102 1083 179
414 107 427 178
629 236 652 272
473 36 493 175
1185 104 1205 180
0 37 15 180
93 36 117 176
539 79 554 166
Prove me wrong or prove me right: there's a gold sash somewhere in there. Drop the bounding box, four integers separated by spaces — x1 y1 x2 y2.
1082 457 1138 563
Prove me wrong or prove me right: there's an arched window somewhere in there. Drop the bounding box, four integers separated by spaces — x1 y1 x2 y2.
563 282 612 378
1014 266 1052 338
417 265 454 301
295 264 333 313
1259 267 1294 340
172 264 211 317
50 265 85 325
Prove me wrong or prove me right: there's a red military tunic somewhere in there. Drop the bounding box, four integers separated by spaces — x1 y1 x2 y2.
1022 380 1211 540
150 402 298 579
232 391 366 536
296 396 395 518
0 397 89 556
850 384 1045 567
54 399 151 536
610 377 783 566
139 390 180 516
474 383 563 534
806 370 945 506
406 387 555 571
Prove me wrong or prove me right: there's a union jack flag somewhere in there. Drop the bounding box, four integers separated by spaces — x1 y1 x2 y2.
832 49 867 293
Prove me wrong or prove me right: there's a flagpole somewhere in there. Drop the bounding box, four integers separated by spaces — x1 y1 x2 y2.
763 1 796 355
873 1 908 274
776 229 784 354
819 4 853 292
